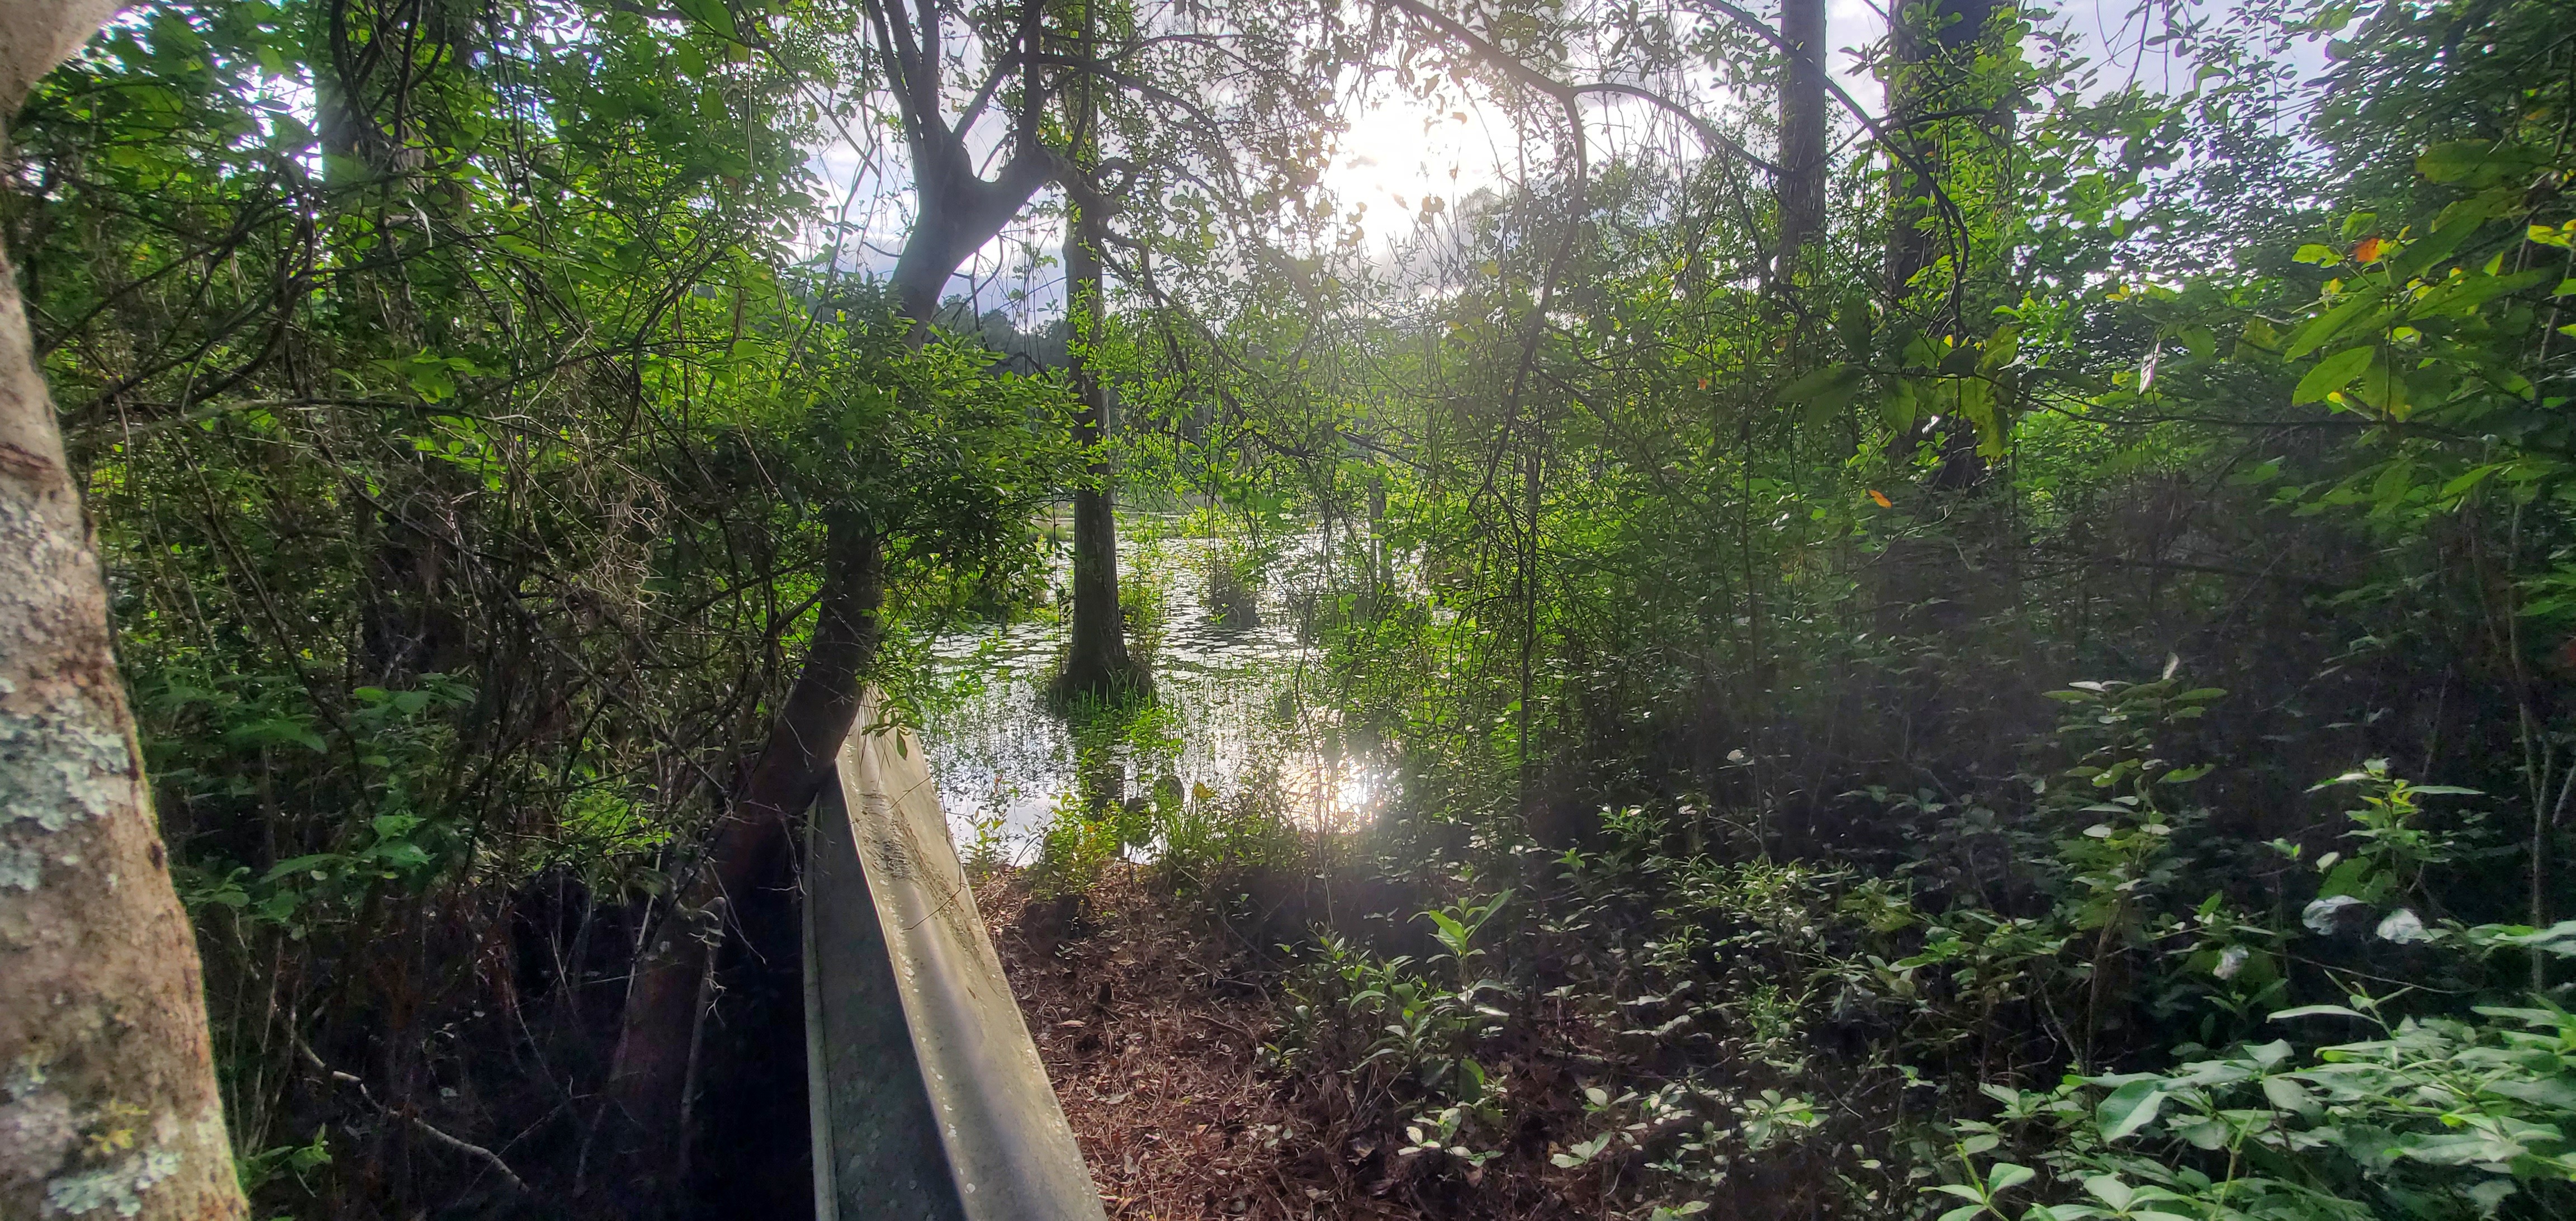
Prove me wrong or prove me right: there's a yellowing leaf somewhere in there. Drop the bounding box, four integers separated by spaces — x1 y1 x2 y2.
1868 489 1893 508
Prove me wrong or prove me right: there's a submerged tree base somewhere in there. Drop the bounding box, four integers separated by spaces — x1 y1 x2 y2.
1046 659 1157 711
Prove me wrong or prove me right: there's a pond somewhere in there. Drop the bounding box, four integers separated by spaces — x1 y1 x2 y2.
917 518 1391 867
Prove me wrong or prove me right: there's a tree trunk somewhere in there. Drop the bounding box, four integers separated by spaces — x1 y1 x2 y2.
1882 0 2002 299
0 1 125 121
1776 0 1827 280
1 3 249 1215
1056 202 1147 702
1054 0 1144 704
604 0 1065 1196
601 160 1046 1192
603 200 1054 1221
1883 0 2002 486
604 514 884 1205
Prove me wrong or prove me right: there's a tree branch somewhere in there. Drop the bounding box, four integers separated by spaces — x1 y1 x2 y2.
1371 0 1778 174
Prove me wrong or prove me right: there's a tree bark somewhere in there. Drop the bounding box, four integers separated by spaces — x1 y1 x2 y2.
1883 0 2002 487
605 0 1068 1197
605 95 1053 1207
1056 201 1146 702
0 1 125 126
1053 0 1144 704
1 3 249 1216
1882 0 1999 301
604 514 883 1202
1775 0 1827 280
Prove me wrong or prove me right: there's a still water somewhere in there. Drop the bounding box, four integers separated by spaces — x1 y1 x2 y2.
917 521 1389 865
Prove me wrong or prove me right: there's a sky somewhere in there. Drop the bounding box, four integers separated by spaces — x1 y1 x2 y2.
1308 0 2332 242
830 0 2334 325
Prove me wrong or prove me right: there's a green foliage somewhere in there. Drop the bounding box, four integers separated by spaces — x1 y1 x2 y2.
12 0 1069 1205
1201 537 1266 630
1029 792 1128 901
1025 698 1175 898
1149 775 1303 897
1957 979 2576 1220
170 673 477 936
1266 670 2576 1214
233 1126 330 1199
1420 888 1513 986
2303 759 2482 907
1165 2 2576 1212
1271 921 1509 1165
23 0 2576 1211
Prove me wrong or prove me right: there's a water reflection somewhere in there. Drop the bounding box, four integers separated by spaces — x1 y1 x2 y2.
920 523 1388 865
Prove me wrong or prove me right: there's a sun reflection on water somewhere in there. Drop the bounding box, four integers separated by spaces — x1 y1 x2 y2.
919 523 1390 866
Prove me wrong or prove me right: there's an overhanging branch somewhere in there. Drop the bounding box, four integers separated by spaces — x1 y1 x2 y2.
1371 0 1779 175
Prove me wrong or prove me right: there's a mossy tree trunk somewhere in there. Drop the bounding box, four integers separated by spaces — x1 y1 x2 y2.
1883 0 2007 489
0 3 248 1216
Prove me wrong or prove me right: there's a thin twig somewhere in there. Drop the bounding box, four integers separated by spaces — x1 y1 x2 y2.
292 1032 531 1193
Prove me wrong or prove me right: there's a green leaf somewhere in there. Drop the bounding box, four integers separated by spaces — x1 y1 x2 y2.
2170 1115 2231 1151
260 853 340 884
670 0 744 41
2479 1077 2576 1109
2416 140 2546 188
2417 141 2491 183
1985 1162 2035 1194
2096 1080 2166 1142
2294 347 2374 405
2286 283 2388 358
2420 267 2551 315
1781 362 1850 403
2270 1004 2367 1021
1782 363 1864 428
2318 856 2374 898
2260 1075 2317 1114
2391 195 2504 278
2442 463 2509 499
2395 1130 2523 1166
370 814 423 840
226 717 326 753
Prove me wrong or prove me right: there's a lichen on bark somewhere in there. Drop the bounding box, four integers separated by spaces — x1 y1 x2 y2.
0 4 247 1211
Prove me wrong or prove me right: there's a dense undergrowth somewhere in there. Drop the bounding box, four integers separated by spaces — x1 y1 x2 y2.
1004 0 2576 1214
1014 577 2576 1219
1173 680 2576 1220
